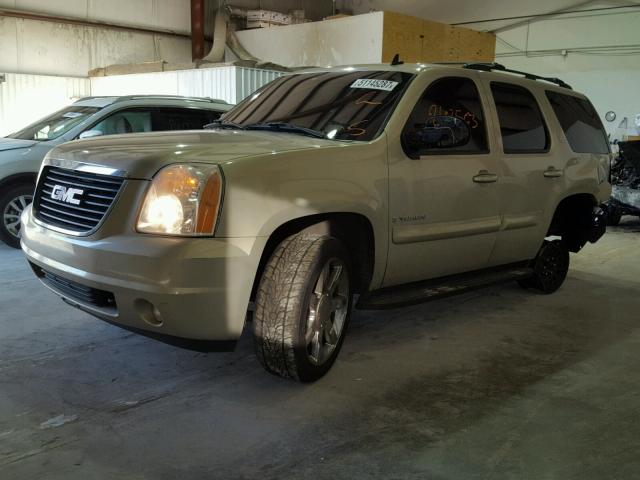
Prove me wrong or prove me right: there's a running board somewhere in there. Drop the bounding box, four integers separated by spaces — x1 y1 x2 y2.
357 264 533 310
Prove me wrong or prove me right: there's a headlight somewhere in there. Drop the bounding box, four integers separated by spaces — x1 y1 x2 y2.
137 163 223 236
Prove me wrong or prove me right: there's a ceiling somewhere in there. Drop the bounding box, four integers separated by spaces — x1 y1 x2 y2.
335 0 640 31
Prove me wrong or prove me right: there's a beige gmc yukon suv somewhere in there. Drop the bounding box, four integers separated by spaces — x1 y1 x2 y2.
21 62 611 382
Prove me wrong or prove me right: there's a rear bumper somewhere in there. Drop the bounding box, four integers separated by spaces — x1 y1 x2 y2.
21 205 266 343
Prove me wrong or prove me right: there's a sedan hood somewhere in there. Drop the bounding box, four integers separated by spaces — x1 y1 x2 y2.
0 137 38 152
46 129 346 179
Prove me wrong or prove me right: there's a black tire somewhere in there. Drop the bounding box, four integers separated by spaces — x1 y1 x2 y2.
0 183 34 249
518 240 569 294
253 233 352 382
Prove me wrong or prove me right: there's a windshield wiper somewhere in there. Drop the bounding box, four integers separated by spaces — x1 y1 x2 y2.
244 122 326 139
204 120 245 130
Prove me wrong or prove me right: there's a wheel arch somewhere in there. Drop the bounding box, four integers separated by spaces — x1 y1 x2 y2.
547 192 600 252
0 172 37 191
250 212 376 301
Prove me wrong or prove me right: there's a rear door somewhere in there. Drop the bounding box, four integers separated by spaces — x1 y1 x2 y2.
481 80 563 266
384 73 501 286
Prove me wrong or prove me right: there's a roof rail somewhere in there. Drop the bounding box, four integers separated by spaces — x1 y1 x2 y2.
113 95 229 104
463 62 572 90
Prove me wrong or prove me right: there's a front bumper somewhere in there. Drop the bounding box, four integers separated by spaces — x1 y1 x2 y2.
21 205 266 343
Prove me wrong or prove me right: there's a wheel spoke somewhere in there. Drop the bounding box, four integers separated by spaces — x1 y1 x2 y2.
332 294 347 311
314 263 330 295
326 264 343 295
8 200 21 212
310 331 321 363
325 322 339 345
19 196 28 209
4 214 20 220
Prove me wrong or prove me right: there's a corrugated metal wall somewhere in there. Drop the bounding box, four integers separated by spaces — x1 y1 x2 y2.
0 74 91 136
0 66 281 137
91 66 284 104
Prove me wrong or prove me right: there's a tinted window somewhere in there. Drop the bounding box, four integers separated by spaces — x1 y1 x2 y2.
491 83 548 153
89 107 220 136
545 91 609 154
403 77 488 155
8 106 101 140
93 109 152 135
153 107 220 131
223 71 414 141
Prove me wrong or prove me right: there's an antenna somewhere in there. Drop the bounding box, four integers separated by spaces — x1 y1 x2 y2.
391 54 404 66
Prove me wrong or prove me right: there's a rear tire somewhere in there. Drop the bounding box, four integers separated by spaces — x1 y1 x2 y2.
518 240 569 294
253 233 352 382
0 184 34 249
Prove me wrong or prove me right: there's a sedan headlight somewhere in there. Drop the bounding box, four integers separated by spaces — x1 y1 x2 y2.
137 164 223 236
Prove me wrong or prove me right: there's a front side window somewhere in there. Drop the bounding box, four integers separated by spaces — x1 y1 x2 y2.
545 91 609 154
402 77 489 155
89 107 221 136
92 109 152 135
8 106 101 141
222 70 414 141
491 82 549 154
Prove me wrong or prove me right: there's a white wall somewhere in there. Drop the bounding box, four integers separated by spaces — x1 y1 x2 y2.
90 66 283 104
0 0 193 77
493 5 640 142
0 16 192 77
234 12 384 68
0 73 90 136
0 0 192 33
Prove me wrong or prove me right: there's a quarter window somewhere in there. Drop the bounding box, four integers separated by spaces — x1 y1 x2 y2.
403 77 489 155
545 91 609 154
490 82 549 154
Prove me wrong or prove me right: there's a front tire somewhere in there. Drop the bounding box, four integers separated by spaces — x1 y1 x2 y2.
253 233 352 382
518 240 569 294
0 184 34 249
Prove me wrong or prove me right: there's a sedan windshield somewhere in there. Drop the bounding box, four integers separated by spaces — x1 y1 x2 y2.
8 105 101 141
221 70 414 141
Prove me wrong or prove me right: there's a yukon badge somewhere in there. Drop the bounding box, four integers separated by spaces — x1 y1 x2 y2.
51 185 84 205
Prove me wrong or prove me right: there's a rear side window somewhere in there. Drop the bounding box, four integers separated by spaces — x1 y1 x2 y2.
545 91 609 154
490 82 549 154
153 107 221 131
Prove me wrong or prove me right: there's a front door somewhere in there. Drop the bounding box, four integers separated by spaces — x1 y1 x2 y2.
384 74 501 287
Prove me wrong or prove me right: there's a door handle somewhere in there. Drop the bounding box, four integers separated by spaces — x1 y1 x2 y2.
473 170 498 183
543 167 563 178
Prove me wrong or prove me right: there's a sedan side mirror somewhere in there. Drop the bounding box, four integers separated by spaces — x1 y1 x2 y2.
403 115 471 158
79 129 104 139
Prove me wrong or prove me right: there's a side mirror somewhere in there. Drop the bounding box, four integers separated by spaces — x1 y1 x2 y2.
79 129 104 139
403 115 471 158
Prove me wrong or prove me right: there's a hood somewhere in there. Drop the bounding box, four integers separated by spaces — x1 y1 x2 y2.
46 129 347 179
0 137 38 152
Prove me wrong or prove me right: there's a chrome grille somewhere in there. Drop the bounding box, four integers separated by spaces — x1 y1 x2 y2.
33 166 124 234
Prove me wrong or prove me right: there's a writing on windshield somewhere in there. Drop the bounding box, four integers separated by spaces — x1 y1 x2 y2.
222 70 414 141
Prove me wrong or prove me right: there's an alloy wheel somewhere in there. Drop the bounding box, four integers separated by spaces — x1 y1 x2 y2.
305 257 350 366
3 194 32 239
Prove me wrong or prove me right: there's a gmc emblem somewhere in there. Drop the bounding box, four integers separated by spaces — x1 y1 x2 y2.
51 185 84 205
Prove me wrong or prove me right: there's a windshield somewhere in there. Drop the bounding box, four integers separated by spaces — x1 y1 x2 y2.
221 70 414 141
7 105 101 141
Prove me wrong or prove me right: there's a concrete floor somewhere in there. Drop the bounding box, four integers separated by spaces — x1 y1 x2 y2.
1 221 639 480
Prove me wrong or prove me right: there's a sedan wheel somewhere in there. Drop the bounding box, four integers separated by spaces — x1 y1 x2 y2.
0 184 34 248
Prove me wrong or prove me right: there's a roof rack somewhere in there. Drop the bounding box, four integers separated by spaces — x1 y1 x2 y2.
113 95 229 104
463 62 572 90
